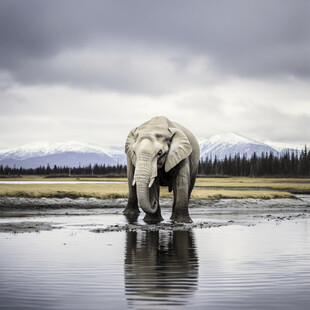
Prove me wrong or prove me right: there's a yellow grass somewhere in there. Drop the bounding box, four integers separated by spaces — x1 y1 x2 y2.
0 178 298 200
191 189 295 200
158 187 295 199
0 183 129 199
195 177 310 191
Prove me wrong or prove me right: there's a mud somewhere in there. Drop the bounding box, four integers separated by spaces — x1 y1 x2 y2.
0 196 129 210
0 195 309 233
0 221 59 233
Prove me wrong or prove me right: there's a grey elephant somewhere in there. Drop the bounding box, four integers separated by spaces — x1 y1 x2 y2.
124 116 200 223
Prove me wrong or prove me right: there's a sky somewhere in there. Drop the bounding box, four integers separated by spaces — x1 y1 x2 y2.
0 0 309 150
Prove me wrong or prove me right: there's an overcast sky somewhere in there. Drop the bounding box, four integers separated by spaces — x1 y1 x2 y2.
0 0 309 150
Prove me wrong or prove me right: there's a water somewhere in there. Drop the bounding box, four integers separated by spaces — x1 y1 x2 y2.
0 181 125 184
1 220 310 310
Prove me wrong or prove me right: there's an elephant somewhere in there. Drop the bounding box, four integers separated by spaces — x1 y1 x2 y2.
124 230 198 307
124 116 200 223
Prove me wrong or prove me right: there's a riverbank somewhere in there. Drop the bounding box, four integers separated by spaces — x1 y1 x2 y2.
1 195 309 233
2 176 309 199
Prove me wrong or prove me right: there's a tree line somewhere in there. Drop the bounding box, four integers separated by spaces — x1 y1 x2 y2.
198 147 310 177
0 164 127 177
1 147 310 177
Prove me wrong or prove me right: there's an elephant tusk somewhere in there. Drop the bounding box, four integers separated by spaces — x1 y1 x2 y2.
132 178 136 186
148 177 155 188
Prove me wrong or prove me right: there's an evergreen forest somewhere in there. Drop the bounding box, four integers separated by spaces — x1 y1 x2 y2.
1 148 310 177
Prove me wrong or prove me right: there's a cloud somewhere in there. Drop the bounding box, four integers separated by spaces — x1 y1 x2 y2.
0 1 309 149
164 78 310 144
1 45 219 95
1 79 310 149
240 104 310 144
0 84 181 147
0 0 309 94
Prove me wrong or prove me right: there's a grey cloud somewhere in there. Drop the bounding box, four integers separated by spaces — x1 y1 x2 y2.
176 94 224 115
240 104 310 143
4 48 217 95
0 0 309 93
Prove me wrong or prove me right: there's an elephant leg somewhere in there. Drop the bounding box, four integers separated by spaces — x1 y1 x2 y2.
171 158 192 223
188 168 198 199
124 158 139 216
143 177 163 223
170 196 176 220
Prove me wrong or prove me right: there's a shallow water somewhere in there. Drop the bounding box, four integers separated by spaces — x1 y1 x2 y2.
1 219 310 309
0 180 125 184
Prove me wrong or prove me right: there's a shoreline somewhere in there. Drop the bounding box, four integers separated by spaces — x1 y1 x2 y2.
0 195 309 233
0 195 307 211
2 176 310 201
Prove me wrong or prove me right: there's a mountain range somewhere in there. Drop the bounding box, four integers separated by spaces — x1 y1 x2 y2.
200 132 281 161
0 133 301 169
0 141 127 169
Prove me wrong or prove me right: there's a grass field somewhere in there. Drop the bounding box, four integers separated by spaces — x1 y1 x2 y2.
0 176 307 199
195 177 310 191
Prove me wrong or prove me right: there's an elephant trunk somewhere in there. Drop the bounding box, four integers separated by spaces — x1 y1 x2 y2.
135 154 158 214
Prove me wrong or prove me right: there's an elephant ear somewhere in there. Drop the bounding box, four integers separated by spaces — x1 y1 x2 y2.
125 128 137 163
165 128 192 172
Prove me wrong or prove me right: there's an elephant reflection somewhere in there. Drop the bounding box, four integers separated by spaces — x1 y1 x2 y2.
124 230 198 307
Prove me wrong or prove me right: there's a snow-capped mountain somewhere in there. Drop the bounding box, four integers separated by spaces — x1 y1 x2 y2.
199 132 279 161
0 141 127 169
0 141 119 160
0 133 303 169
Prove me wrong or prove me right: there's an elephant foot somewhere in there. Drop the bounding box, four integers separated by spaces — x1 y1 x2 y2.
143 206 163 224
143 213 164 224
124 213 139 224
123 206 140 216
171 212 193 223
123 207 140 224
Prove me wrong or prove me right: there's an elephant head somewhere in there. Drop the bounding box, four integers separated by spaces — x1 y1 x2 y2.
125 125 192 215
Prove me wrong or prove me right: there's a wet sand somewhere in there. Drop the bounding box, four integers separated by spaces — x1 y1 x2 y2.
0 195 309 233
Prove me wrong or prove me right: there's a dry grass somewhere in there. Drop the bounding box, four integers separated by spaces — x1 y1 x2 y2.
0 183 129 199
0 177 299 200
158 187 295 199
191 189 295 200
195 177 310 191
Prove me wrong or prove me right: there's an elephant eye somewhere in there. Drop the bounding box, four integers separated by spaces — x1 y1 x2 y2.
158 150 163 156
